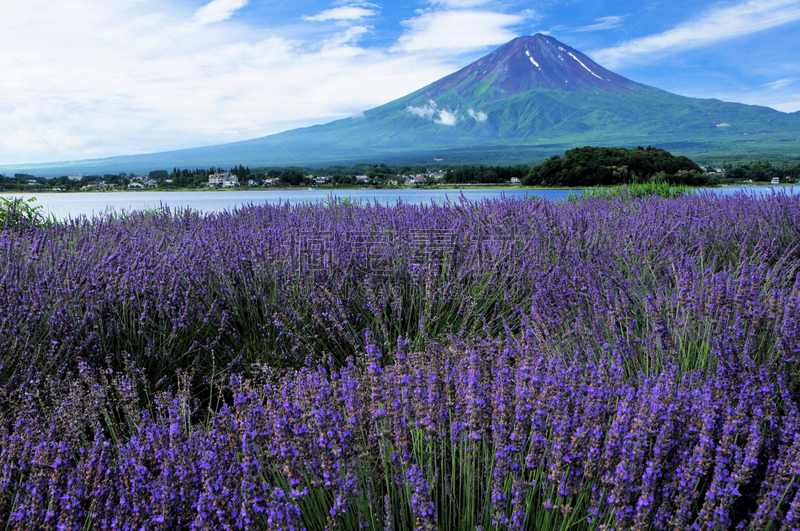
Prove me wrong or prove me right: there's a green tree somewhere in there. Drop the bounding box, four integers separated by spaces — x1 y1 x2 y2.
523 146 706 187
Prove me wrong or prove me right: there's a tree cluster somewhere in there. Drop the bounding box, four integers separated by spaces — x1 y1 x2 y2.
0 173 116 191
723 160 800 182
443 165 529 184
230 165 252 180
523 146 711 187
365 164 395 180
331 175 358 185
169 167 218 188
264 168 308 186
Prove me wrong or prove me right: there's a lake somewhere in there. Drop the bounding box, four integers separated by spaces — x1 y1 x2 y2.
1 186 795 220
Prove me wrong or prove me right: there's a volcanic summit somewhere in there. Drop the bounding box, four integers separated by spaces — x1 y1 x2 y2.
425 34 636 99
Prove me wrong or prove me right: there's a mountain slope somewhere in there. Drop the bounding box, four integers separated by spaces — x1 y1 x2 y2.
4 34 798 176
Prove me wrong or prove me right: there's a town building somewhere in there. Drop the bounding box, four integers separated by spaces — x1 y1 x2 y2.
208 172 238 187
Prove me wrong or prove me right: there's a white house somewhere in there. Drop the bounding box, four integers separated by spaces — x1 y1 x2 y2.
67 174 83 181
209 172 238 187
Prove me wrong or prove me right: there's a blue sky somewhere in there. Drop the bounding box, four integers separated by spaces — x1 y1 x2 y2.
1 0 799 166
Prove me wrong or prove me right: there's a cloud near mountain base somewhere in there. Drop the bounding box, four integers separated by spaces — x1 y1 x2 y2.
468 108 488 121
407 100 458 125
406 101 488 125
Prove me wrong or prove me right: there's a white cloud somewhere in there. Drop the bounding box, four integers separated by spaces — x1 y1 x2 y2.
707 90 800 113
393 9 523 52
593 0 800 68
408 102 438 120
763 78 796 90
322 25 372 48
468 108 487 121
773 99 800 113
426 0 494 7
195 0 249 26
303 6 379 22
437 109 458 125
574 16 625 32
407 100 459 125
0 0 464 166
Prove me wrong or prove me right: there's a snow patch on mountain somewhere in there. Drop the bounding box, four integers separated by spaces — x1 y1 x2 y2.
567 52 602 80
524 49 540 69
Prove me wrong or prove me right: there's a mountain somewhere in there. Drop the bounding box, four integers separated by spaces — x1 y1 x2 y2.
4 34 799 176
419 34 636 97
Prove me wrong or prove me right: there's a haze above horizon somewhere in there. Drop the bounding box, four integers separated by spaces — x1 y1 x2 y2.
2 0 799 168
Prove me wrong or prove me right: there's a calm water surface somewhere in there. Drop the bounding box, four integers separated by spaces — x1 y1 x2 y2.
3 186 796 220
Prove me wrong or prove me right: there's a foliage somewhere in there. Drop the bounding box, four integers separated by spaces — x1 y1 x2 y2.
230 164 252 179
443 164 529 184
567 179 695 201
0 196 55 229
270 168 308 186
724 160 800 182
1 194 800 528
365 163 395 179
148 170 169 180
523 146 711 187
332 174 358 185
171 166 220 188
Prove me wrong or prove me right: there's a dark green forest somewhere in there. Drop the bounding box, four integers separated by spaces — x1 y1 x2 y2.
442 165 529 184
722 160 800 182
523 146 712 187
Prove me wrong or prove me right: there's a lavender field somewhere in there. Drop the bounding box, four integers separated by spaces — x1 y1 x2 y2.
1 191 800 530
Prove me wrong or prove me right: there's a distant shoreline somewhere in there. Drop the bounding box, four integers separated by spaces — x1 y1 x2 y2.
7 182 800 195
2 184 741 194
